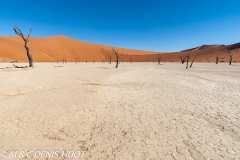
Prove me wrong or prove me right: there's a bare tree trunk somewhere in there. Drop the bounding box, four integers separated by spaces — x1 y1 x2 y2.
62 59 66 63
25 42 34 67
216 57 219 64
156 54 162 65
226 50 233 65
62 59 67 64
13 26 33 68
75 58 79 63
116 59 119 68
186 55 190 69
112 48 123 68
190 57 196 68
108 55 112 64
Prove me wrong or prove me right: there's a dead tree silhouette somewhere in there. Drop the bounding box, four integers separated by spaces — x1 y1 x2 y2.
225 50 233 65
215 52 220 64
13 26 33 68
130 58 132 63
62 59 67 63
112 48 123 68
186 54 190 69
99 54 105 63
75 58 79 63
156 54 162 65
179 55 187 64
108 55 112 64
190 57 196 68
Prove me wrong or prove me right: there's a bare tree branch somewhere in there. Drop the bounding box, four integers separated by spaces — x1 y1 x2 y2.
13 64 27 68
179 55 187 64
26 28 32 41
190 57 196 68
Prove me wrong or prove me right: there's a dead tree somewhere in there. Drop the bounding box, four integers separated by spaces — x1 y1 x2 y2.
156 54 162 65
186 54 190 69
225 50 233 65
86 60 88 63
62 59 67 63
130 58 132 63
215 52 220 64
190 57 196 68
179 55 186 64
108 55 112 64
13 26 33 68
75 58 79 63
99 54 105 63
111 48 123 68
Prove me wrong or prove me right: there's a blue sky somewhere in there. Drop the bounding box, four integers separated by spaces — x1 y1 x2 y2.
0 0 239 52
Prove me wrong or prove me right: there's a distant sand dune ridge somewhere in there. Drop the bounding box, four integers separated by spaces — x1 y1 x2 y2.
0 36 240 63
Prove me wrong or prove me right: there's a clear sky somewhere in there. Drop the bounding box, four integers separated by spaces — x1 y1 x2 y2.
0 0 239 52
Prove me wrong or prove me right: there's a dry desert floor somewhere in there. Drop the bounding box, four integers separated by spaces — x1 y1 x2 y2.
0 62 240 160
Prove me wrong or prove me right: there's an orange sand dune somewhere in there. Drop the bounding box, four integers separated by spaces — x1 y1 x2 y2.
181 44 223 52
163 43 240 63
0 36 158 63
0 36 239 63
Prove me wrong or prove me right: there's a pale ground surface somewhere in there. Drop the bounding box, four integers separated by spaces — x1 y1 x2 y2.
0 62 240 160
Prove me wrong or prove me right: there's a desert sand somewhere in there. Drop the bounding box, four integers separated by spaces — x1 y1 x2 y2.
0 62 239 160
